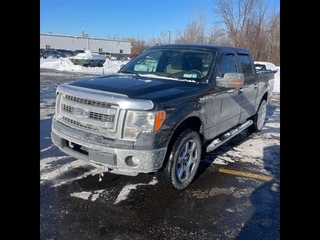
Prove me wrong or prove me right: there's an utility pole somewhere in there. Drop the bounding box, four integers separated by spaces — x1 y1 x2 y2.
168 31 171 44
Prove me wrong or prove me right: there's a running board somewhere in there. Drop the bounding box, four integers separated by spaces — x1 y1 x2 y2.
206 120 253 153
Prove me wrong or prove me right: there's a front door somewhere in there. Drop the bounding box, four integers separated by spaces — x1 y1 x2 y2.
214 52 242 136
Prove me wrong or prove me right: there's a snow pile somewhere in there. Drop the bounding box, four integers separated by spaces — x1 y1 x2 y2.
254 61 278 71
71 50 105 60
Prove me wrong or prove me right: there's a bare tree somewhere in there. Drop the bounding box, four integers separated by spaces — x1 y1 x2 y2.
211 0 280 64
212 0 261 47
175 0 208 44
207 25 232 45
124 37 149 55
149 31 173 45
265 12 280 64
123 0 280 65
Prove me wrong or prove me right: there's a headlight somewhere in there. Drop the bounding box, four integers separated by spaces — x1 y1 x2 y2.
54 92 63 117
123 110 165 139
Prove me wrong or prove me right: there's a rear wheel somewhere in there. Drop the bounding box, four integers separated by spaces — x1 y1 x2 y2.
250 99 267 132
88 60 94 67
155 129 201 190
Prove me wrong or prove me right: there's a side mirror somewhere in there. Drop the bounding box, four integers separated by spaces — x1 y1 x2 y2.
216 73 244 88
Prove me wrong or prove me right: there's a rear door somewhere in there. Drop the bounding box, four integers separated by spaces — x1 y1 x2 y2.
236 53 259 123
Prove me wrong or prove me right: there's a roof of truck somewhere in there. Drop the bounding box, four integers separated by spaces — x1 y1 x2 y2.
151 43 249 51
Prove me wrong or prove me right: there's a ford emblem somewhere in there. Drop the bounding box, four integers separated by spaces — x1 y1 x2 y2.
72 106 88 118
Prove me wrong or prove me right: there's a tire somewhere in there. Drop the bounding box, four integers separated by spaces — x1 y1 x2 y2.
88 60 94 67
155 129 201 190
98 61 104 67
250 99 267 132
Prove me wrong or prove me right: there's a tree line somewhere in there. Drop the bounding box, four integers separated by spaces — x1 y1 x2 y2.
122 0 280 66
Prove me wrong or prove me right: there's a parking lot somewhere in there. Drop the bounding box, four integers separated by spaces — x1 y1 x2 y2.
40 68 280 240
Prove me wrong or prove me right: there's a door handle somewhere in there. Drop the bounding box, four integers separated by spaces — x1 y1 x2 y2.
227 89 237 93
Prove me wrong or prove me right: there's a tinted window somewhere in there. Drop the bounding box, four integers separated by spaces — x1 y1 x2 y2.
217 54 237 78
237 54 254 77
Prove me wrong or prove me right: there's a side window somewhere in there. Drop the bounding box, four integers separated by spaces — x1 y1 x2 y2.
237 54 254 77
217 54 237 77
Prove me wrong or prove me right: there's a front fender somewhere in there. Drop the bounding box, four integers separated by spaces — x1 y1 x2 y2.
162 101 201 131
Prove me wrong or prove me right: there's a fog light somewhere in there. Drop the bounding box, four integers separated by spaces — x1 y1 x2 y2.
125 156 140 167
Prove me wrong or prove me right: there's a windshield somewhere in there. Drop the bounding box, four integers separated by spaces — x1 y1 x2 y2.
119 47 216 83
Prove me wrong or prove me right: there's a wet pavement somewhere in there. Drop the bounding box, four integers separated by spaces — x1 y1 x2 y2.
40 69 280 240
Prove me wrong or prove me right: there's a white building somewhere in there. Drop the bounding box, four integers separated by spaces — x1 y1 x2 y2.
40 33 132 55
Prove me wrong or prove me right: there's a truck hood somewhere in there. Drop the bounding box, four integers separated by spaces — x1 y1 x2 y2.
67 73 207 101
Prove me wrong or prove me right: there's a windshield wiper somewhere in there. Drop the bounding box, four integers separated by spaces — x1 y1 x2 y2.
119 70 136 74
151 73 183 79
119 71 186 81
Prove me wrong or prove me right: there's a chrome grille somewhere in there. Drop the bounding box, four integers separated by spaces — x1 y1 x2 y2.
62 104 115 122
65 95 113 108
62 116 100 131
90 112 115 122
59 94 120 133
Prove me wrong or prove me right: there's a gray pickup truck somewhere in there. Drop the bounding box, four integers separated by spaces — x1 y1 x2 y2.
51 44 275 190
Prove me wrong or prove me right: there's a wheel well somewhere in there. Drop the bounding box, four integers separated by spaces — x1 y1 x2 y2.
175 117 202 139
158 116 203 172
262 92 268 102
173 117 202 149
259 92 269 107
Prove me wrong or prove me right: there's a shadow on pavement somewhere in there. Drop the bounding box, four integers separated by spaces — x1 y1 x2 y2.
235 145 280 239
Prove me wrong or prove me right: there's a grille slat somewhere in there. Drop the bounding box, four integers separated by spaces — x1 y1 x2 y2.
65 95 115 108
62 103 115 123
60 94 120 133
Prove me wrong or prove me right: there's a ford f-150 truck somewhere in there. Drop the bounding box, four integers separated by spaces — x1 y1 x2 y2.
51 44 275 190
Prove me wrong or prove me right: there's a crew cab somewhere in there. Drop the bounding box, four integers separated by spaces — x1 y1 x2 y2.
51 44 275 190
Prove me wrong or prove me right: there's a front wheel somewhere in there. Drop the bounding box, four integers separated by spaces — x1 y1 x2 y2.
250 99 267 132
155 129 201 190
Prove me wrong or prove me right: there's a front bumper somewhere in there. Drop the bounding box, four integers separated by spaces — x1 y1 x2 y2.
51 120 167 175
